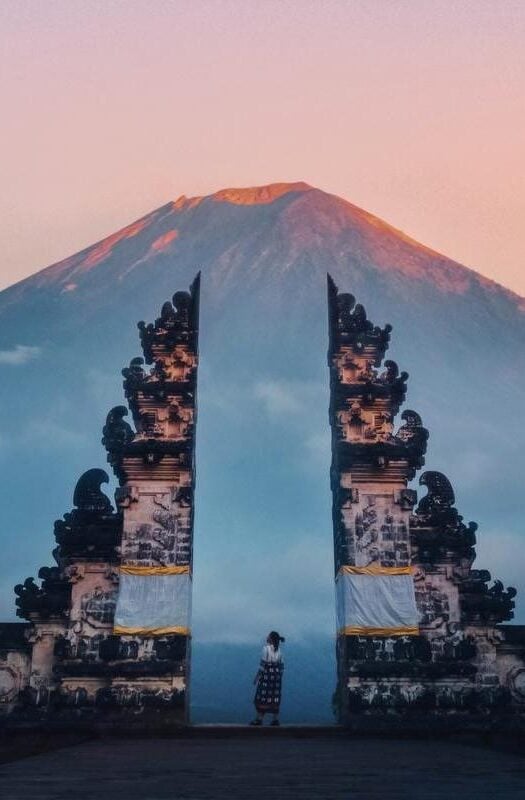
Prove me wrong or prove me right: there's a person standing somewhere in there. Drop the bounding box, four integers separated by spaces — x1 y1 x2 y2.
250 631 285 726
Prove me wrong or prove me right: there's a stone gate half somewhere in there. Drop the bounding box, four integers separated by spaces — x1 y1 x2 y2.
0 276 200 727
328 275 525 730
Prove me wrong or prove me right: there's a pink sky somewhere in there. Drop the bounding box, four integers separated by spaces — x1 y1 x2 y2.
1 0 524 294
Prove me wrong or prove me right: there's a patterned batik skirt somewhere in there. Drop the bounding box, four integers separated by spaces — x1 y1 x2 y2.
254 661 284 713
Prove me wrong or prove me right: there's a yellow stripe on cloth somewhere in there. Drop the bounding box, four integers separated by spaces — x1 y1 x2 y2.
119 565 190 576
113 625 190 636
338 626 419 637
338 565 414 577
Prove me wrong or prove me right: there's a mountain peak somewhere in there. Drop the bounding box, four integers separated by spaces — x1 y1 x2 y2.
175 181 313 209
2 181 523 313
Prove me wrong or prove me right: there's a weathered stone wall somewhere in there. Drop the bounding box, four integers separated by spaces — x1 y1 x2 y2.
0 625 31 715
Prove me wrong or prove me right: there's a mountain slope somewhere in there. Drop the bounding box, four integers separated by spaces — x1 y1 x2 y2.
0 182 523 722
3 181 521 308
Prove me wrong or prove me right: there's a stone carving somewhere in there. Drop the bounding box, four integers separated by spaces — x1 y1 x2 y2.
415 584 450 628
0 667 19 702
118 487 190 566
121 356 146 391
80 588 117 628
53 631 186 667
460 574 517 624
138 275 200 363
14 567 70 621
93 685 185 709
54 469 121 561
395 410 428 453
345 681 510 712
328 277 392 360
412 471 480 566
416 471 456 520
352 496 410 567
102 405 135 453
102 406 135 480
509 668 525 701
395 489 417 510
73 468 113 514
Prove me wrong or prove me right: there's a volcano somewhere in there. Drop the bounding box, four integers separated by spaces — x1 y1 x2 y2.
0 182 523 722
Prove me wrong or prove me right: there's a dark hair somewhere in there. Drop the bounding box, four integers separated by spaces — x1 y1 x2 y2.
268 631 285 652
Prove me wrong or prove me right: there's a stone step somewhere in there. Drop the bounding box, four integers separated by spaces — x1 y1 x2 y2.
188 723 345 738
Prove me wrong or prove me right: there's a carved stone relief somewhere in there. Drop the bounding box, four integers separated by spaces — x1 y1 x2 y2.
352 495 411 567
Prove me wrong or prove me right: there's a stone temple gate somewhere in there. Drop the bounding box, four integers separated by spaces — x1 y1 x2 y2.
0 273 524 730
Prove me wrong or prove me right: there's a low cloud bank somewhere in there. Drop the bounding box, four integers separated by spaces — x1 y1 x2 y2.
0 345 41 365
192 534 334 645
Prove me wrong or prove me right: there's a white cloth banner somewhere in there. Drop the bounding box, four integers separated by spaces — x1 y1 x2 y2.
114 572 191 634
335 572 419 633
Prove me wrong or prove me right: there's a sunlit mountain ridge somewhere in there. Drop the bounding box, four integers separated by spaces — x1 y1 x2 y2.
3 183 522 305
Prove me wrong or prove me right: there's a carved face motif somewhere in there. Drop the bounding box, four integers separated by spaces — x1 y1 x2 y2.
0 667 17 700
80 588 117 627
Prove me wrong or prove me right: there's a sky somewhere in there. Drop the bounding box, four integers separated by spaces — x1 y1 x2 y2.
0 0 524 295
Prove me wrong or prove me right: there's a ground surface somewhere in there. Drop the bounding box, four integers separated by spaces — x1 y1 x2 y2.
1 729 524 799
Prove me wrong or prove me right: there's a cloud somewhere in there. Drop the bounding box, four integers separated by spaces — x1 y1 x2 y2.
434 448 493 491
192 534 335 644
0 417 88 451
24 419 87 447
85 367 122 407
303 431 331 466
0 345 41 365
253 378 328 418
254 380 302 416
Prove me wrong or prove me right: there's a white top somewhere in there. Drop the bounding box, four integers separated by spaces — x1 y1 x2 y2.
261 644 283 664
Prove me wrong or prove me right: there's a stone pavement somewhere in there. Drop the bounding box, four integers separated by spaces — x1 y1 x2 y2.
0 729 524 800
